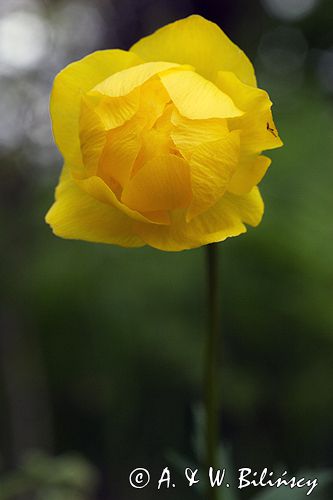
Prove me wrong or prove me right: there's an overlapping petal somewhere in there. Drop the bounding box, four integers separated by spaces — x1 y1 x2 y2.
160 69 243 120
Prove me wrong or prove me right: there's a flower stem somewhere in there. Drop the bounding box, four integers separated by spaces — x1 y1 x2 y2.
205 243 220 500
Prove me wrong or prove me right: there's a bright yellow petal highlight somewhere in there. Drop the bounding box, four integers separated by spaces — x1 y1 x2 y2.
217 71 283 153
134 187 263 251
187 131 241 220
160 69 243 120
50 49 142 164
130 15 256 86
45 167 144 247
122 154 192 212
228 155 271 195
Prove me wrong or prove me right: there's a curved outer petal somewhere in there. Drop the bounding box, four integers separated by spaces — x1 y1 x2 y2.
78 97 107 178
130 15 257 87
45 166 144 247
228 155 271 195
216 71 283 154
134 187 264 251
50 49 143 165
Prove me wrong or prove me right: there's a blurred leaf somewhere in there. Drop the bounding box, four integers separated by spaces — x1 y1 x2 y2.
217 445 239 500
0 452 97 500
191 403 205 465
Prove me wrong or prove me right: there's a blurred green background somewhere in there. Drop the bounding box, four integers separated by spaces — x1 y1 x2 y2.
1 0 333 498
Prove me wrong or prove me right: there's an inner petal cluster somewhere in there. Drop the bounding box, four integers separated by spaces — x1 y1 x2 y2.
76 62 276 225
79 70 198 221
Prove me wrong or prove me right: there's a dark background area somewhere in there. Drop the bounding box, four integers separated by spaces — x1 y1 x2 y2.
1 0 333 498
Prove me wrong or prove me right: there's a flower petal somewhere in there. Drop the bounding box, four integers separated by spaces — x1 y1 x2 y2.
171 111 229 156
78 97 106 178
51 49 143 167
130 15 256 86
217 71 283 153
187 130 241 220
98 118 144 188
87 89 141 131
134 187 263 251
122 154 192 212
220 187 264 227
160 69 243 120
136 78 171 128
228 155 271 195
77 175 169 225
90 61 181 98
45 166 144 247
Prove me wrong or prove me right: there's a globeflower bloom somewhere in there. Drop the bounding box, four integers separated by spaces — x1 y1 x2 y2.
46 15 283 251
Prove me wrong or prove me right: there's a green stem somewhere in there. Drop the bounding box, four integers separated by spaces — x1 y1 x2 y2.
205 243 220 500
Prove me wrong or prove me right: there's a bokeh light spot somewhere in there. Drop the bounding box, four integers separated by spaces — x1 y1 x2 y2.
0 11 48 72
258 27 308 76
262 0 320 21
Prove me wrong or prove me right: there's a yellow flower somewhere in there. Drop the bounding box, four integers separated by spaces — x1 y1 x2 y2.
46 15 283 251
